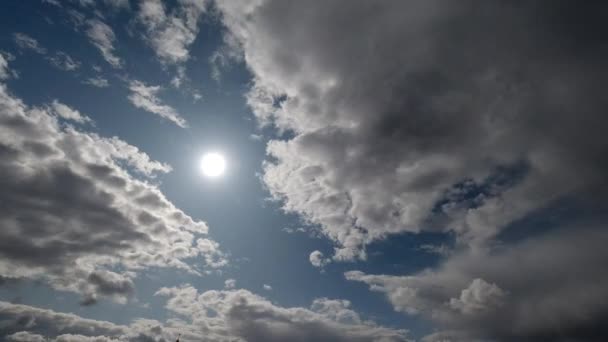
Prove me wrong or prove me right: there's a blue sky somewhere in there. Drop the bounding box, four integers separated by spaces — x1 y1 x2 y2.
1 1 607 342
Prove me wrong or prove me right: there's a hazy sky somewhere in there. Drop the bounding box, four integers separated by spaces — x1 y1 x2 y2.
1 1 607 341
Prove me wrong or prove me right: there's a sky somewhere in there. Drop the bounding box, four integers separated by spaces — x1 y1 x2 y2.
0 1 607 341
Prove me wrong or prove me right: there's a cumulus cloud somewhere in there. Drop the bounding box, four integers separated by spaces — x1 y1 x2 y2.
49 99 92 124
155 285 410 341
86 19 122 68
0 76 225 304
224 278 236 289
309 250 329 268
13 33 47 54
127 80 187 127
0 286 409 341
136 0 207 64
346 225 608 341
47 51 81 71
216 0 608 261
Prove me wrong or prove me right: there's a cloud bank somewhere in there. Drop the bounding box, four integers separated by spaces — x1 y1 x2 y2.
0 61 223 304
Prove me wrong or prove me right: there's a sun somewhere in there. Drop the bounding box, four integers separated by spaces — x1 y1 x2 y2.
200 152 226 177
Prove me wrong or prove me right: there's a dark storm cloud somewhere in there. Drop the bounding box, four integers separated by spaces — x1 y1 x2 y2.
215 0 608 340
0 66 226 304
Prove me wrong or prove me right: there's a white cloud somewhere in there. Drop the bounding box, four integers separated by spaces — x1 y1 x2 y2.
83 76 110 88
127 80 187 128
136 0 207 64
86 19 122 68
49 99 92 124
224 278 236 289
263 284 272 291
309 250 329 268
0 287 409 341
13 33 47 54
0 80 224 304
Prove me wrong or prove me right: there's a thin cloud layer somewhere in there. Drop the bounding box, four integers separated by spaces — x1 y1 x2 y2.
0 67 224 304
0 286 409 341
128 80 188 127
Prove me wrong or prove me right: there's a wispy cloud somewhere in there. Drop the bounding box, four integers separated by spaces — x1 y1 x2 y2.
128 80 187 128
83 76 110 87
47 51 81 71
13 32 47 54
86 19 122 68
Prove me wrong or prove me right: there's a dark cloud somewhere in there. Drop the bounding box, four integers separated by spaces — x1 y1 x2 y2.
347 225 608 341
0 68 226 304
215 1 608 340
217 0 608 258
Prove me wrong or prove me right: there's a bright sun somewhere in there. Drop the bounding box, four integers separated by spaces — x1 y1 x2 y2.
200 153 226 177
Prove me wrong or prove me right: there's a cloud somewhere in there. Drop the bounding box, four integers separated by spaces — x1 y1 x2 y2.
49 100 92 124
47 51 81 71
136 0 207 64
84 76 110 88
127 80 187 127
0 54 11 80
86 19 122 68
155 285 410 341
263 284 272 291
0 79 225 304
224 278 236 289
0 286 409 341
13 33 47 54
309 250 329 268
216 0 608 262
346 225 608 341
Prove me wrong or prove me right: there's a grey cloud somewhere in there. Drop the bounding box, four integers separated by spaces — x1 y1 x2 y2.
136 0 207 64
0 80 225 304
47 51 81 71
216 0 608 261
0 286 409 342
156 285 410 341
86 19 122 68
346 225 608 341
128 80 188 127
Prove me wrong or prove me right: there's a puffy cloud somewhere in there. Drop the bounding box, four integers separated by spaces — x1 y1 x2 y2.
128 80 187 128
0 286 409 341
224 278 236 289
346 225 608 341
136 0 207 64
47 51 81 71
309 250 328 268
0 79 225 303
155 285 410 341
84 76 110 88
216 0 608 261
86 19 122 68
49 99 92 124
13 33 47 54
